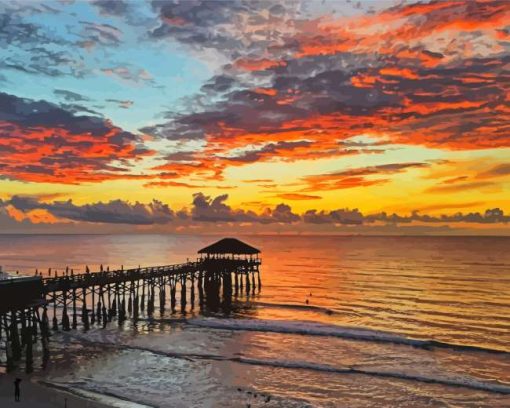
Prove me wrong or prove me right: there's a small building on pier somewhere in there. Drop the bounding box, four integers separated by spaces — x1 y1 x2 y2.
198 238 260 260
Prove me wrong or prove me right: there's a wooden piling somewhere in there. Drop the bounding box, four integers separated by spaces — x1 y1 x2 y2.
62 291 70 331
170 279 176 312
25 317 33 373
180 275 187 313
72 289 77 329
91 286 96 324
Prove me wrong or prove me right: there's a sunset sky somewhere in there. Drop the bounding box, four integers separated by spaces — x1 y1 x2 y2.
0 0 509 234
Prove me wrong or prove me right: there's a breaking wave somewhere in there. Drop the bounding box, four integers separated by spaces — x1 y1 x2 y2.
185 318 510 355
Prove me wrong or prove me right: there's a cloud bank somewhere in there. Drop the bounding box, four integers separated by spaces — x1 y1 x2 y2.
3 194 509 231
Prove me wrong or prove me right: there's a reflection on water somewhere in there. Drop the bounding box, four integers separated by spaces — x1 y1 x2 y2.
1 234 510 407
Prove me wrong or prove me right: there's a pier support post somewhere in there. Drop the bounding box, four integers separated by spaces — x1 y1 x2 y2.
222 272 232 312
112 284 118 317
82 288 90 331
10 311 22 361
190 274 195 309
141 280 145 312
3 315 14 371
40 307 50 369
25 315 33 373
41 306 50 339
245 272 251 294
72 289 77 329
133 282 139 320
198 272 204 308
119 289 126 323
101 290 108 327
180 275 187 313
159 285 166 314
52 293 58 331
91 286 96 324
32 308 38 340
97 286 103 325
128 281 133 315
170 279 176 312
20 310 27 347
62 291 70 331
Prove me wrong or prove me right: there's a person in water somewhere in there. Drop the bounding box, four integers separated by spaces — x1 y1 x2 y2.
14 378 22 402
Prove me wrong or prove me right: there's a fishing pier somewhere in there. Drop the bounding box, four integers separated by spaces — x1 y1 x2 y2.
0 238 261 372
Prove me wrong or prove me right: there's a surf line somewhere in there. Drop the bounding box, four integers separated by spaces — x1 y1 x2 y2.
183 318 510 356
65 336 510 396
37 380 155 408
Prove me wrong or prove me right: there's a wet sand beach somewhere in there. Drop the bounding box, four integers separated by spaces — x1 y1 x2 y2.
0 373 112 408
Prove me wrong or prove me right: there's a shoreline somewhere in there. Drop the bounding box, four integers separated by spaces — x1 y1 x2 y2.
0 373 112 408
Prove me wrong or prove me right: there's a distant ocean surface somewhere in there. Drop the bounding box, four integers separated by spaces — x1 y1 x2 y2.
1 234 509 407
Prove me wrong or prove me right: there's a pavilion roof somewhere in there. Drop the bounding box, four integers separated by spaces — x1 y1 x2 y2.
198 238 260 255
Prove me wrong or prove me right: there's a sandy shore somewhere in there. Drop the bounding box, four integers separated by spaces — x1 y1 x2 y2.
0 373 111 408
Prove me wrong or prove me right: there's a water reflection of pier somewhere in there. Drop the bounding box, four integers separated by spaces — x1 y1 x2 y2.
0 238 261 372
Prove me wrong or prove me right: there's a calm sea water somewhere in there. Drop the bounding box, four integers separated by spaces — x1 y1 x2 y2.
1 234 509 407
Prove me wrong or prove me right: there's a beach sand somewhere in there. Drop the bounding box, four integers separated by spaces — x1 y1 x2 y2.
0 373 111 408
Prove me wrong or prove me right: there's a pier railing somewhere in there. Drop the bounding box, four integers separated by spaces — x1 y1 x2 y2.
42 258 261 292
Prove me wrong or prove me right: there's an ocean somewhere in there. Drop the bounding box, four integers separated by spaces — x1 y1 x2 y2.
0 234 509 407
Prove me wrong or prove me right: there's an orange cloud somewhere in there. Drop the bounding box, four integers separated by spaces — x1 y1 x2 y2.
426 181 496 193
275 193 322 200
301 163 429 192
144 180 235 189
6 206 59 224
0 122 154 183
234 58 286 72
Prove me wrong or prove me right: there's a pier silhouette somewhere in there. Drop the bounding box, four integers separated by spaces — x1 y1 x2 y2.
0 238 261 373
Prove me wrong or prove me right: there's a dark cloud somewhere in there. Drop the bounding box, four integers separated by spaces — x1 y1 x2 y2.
191 193 257 223
8 196 175 225
201 75 238 94
301 163 430 191
59 103 101 116
0 12 48 46
365 208 510 225
150 0 298 59
79 21 123 46
269 203 300 223
53 89 90 102
0 9 90 78
101 66 153 84
162 151 198 162
0 92 113 135
303 209 364 225
222 141 312 163
478 164 510 178
105 98 134 109
191 193 299 223
92 0 128 16
2 47 82 78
